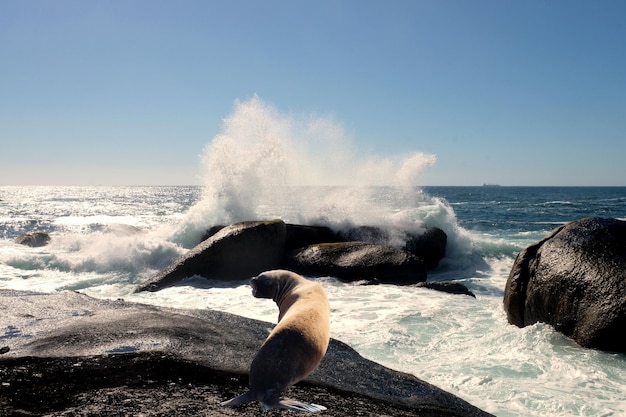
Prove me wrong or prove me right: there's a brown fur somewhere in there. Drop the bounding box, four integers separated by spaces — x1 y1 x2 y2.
221 269 330 411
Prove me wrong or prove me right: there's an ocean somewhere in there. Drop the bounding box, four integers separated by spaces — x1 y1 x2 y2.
1 184 625 417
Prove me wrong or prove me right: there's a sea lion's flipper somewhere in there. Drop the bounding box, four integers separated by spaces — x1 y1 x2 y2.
220 390 255 407
264 397 327 413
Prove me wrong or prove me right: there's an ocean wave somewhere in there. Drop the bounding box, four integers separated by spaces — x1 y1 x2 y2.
1 231 183 284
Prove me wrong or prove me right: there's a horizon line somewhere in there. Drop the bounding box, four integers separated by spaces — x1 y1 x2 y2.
2 184 626 188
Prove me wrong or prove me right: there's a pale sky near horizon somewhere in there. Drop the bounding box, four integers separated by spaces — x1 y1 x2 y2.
1 1 625 186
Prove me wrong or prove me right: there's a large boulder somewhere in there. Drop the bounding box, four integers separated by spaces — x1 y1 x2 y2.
286 242 427 284
15 231 51 247
337 225 391 244
405 227 447 269
285 223 341 251
139 220 446 293
338 225 447 269
503 217 626 352
0 289 492 417
135 220 286 292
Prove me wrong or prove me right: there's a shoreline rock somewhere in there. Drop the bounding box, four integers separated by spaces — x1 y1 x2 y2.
503 217 626 352
135 220 286 292
136 219 447 292
0 289 492 416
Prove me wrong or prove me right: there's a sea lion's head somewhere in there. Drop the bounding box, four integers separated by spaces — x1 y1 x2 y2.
250 270 299 302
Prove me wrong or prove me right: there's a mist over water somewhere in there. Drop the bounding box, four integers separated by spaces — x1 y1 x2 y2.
177 96 447 249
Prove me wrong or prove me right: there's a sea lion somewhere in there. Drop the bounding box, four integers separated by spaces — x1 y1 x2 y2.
221 269 330 412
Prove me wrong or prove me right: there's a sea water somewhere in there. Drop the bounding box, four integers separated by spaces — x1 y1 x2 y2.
1 99 625 416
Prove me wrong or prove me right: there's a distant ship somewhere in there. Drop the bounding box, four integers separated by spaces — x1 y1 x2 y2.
482 183 501 187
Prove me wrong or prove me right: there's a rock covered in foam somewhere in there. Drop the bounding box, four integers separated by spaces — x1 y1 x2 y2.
14 231 51 247
504 217 626 352
338 225 447 269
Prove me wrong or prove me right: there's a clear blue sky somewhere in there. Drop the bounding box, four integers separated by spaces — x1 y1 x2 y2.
2 0 625 186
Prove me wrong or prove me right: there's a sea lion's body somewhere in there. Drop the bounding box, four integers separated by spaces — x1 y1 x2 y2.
221 269 330 412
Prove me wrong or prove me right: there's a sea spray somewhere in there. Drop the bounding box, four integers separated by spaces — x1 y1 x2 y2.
3 185 626 417
173 96 463 255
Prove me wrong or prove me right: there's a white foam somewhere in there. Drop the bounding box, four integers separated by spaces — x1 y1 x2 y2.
53 215 142 227
2 101 625 417
176 96 439 245
123 260 626 417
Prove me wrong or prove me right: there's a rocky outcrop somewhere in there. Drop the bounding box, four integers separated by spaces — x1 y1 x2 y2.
286 242 427 284
14 231 51 247
417 281 476 297
135 220 286 292
339 225 447 269
0 290 492 417
405 227 447 269
285 223 342 251
135 219 448 292
503 217 626 352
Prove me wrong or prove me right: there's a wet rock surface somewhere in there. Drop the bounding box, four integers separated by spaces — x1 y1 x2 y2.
504 217 626 352
14 231 51 247
416 281 476 298
135 220 448 293
286 242 427 284
135 220 287 292
0 290 492 416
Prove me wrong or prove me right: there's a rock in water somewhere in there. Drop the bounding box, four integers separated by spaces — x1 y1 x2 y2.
404 227 447 269
416 282 475 298
284 223 341 251
338 225 447 269
135 220 286 292
286 242 427 284
504 217 626 352
15 231 51 247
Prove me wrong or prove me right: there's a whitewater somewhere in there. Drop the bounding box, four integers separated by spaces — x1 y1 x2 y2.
1 98 625 416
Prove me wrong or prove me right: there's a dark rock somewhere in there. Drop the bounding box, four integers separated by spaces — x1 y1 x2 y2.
0 289 492 417
503 217 626 352
135 220 286 292
285 223 341 251
201 224 340 252
417 282 476 298
286 242 427 284
503 227 561 328
338 225 390 244
141 220 447 292
338 225 447 269
405 227 448 269
14 231 51 247
199 224 227 243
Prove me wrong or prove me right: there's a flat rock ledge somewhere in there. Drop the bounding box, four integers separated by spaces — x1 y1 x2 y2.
0 290 491 417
